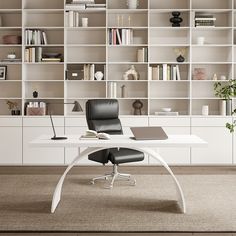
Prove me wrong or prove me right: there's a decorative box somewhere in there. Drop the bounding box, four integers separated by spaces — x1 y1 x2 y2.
26 107 46 116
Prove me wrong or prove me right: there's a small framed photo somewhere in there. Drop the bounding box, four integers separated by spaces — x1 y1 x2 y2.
0 66 7 80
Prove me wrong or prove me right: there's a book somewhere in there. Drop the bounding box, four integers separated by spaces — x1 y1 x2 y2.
154 111 179 116
176 65 181 80
152 66 158 80
162 64 167 81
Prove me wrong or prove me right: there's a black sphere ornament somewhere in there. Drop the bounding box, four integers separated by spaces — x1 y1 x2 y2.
170 11 183 27
33 91 38 98
176 55 185 63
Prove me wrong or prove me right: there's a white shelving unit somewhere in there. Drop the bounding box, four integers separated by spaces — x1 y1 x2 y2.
0 0 235 165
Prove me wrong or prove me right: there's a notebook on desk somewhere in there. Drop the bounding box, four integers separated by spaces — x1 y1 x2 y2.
130 126 168 140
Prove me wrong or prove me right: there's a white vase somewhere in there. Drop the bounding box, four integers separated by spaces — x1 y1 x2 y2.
127 0 139 9
219 100 226 116
94 71 104 81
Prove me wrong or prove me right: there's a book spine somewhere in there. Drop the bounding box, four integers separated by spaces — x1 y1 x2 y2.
162 64 167 81
148 66 152 81
69 11 74 27
152 66 158 80
89 64 95 80
176 65 181 80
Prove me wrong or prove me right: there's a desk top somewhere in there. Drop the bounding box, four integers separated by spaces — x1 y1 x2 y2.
30 135 207 148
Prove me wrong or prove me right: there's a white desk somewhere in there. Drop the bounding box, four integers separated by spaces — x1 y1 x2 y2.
30 134 207 214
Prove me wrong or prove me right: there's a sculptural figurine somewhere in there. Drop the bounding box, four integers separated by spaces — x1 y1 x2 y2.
132 99 143 115
123 65 139 80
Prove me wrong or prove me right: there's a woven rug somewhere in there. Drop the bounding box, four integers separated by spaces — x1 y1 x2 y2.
0 174 235 232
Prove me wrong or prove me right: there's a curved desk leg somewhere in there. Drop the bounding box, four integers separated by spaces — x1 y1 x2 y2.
51 147 104 213
140 147 186 213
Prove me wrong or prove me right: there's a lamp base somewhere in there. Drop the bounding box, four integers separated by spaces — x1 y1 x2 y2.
51 136 68 140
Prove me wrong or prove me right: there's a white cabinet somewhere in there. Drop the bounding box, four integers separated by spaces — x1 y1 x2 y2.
0 118 22 164
23 118 64 165
191 118 233 164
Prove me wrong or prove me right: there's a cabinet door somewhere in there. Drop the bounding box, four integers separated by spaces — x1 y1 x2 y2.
65 126 99 165
148 127 191 165
23 127 64 165
192 127 232 164
0 127 22 165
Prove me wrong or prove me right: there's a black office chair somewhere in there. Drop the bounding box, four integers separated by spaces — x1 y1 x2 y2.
86 99 144 188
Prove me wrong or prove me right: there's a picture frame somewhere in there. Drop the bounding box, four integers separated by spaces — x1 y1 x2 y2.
0 66 7 80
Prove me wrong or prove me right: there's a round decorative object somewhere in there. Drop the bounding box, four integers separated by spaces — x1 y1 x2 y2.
33 91 38 98
170 11 183 27
94 71 104 80
132 99 143 115
176 54 185 63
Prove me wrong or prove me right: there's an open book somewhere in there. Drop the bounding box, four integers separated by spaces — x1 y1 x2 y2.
80 130 110 140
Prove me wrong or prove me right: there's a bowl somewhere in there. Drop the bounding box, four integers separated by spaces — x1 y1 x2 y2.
161 108 172 112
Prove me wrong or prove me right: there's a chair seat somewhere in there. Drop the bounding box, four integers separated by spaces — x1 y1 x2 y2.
109 148 144 164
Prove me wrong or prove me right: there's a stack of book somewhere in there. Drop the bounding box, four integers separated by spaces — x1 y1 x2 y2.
65 11 80 27
25 29 47 45
25 47 42 63
195 13 216 27
108 28 133 45
65 0 106 10
137 48 148 62
149 64 181 81
83 64 95 80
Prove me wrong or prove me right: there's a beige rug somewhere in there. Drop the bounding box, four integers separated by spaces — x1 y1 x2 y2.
0 174 235 232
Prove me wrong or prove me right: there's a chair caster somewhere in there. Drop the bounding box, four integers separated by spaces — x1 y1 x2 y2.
104 184 113 189
90 180 95 185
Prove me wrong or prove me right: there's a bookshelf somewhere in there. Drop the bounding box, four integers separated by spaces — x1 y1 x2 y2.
0 0 234 117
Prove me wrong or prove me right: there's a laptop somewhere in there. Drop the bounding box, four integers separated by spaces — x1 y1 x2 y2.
130 126 168 140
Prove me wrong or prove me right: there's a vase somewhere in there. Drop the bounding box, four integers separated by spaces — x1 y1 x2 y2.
170 11 183 27
127 0 139 9
33 91 38 98
132 99 143 115
226 99 232 116
219 100 226 116
94 71 104 80
176 54 185 63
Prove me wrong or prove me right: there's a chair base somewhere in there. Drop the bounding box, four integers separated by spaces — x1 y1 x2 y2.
90 164 136 189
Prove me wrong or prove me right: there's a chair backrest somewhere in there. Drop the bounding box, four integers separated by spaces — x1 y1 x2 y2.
86 99 123 135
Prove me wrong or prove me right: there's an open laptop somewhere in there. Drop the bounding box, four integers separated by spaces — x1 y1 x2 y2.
130 126 168 140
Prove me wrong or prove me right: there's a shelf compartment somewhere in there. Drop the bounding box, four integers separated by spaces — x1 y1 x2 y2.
191 99 222 115
108 28 148 45
67 28 106 45
24 99 64 116
108 0 147 9
0 99 21 115
0 46 22 62
149 99 190 116
149 46 190 63
108 13 148 28
67 46 106 63
0 29 21 45
192 64 232 81
150 11 190 27
150 81 189 98
150 28 190 45
150 63 190 81
118 99 148 115
193 11 232 28
0 80 21 98
24 81 64 99
192 46 231 63
25 28 64 45
0 0 21 9
150 0 190 9
107 81 148 98
65 12 106 27
192 0 232 9
66 63 106 81
25 64 64 81
2 64 21 80
108 64 148 81
66 81 106 98
0 12 22 27
23 0 64 9
24 12 64 27
108 46 147 63
191 81 227 98
192 29 232 45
